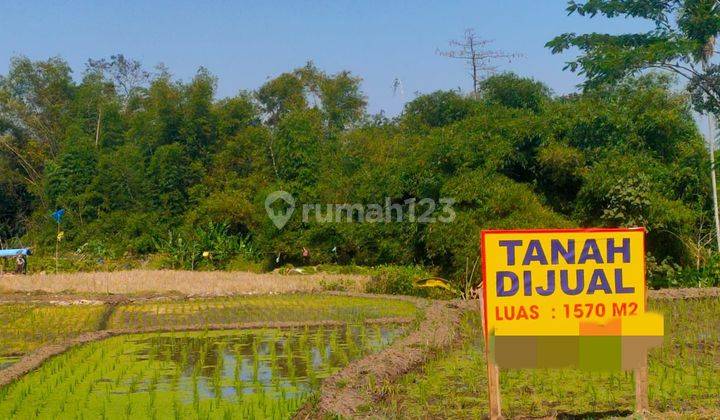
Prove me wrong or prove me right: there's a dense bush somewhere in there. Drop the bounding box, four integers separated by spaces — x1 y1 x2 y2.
648 254 720 289
0 56 716 288
364 265 435 297
154 222 258 270
364 266 459 299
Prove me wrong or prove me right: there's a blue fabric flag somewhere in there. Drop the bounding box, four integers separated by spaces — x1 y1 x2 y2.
0 249 31 257
52 209 65 223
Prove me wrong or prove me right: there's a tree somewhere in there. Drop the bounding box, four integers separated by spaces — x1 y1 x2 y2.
85 56 149 148
438 29 521 95
401 90 474 129
256 73 307 125
480 73 551 113
0 175 31 239
0 56 74 161
44 140 98 208
215 92 260 140
546 0 720 250
316 70 366 131
92 143 149 211
73 71 125 148
0 56 709 278
148 143 192 216
86 54 150 100
273 108 325 184
181 67 217 159
135 74 184 151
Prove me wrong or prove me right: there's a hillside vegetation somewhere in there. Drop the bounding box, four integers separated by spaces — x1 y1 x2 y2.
0 57 715 287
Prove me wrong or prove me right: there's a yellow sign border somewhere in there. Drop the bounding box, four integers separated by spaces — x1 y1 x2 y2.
481 227 648 340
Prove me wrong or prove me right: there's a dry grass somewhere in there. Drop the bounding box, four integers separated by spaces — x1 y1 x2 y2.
0 270 369 296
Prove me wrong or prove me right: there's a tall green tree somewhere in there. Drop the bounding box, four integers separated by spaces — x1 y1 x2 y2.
480 73 551 113
256 73 307 125
148 143 193 216
181 68 217 159
0 57 76 207
547 0 720 249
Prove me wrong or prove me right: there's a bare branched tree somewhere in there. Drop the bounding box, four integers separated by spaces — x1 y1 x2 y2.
438 29 522 95
86 54 150 99
85 55 150 146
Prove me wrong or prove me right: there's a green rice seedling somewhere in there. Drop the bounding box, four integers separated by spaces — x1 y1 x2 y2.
284 334 297 387
107 294 418 330
1 324 406 419
0 303 106 357
375 298 720 418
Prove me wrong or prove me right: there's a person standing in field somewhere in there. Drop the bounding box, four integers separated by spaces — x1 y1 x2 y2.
302 247 310 266
15 253 27 275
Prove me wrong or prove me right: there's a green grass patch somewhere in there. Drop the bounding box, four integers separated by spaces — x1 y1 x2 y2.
377 297 720 418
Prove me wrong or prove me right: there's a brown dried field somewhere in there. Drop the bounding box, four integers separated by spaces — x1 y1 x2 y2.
0 270 369 296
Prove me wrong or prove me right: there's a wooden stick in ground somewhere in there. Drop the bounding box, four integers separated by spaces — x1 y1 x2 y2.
634 351 649 413
55 223 59 274
635 268 650 414
487 359 502 419
480 296 502 419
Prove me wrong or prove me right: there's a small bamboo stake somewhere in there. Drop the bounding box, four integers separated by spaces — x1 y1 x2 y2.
55 222 60 274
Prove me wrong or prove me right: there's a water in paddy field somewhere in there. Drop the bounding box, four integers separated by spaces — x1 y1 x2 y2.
0 357 18 370
0 324 405 418
125 324 403 401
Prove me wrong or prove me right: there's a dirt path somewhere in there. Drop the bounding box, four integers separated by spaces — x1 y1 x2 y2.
648 287 720 299
3 284 717 305
0 291 170 304
0 270 369 296
296 300 471 419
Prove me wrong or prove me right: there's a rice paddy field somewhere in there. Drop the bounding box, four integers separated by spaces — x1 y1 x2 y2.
106 294 418 330
0 293 420 419
0 295 418 358
1 289 719 418
0 303 107 357
0 325 404 419
375 297 720 419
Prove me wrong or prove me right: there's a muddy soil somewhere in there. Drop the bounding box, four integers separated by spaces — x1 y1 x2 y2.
296 300 471 418
649 287 720 299
3 285 717 304
0 291 162 305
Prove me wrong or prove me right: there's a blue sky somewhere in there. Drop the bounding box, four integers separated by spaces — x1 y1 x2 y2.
0 1 652 116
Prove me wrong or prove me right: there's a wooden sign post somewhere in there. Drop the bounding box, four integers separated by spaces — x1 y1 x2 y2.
480 297 502 418
634 353 649 413
635 268 650 414
486 360 502 419
480 228 663 418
